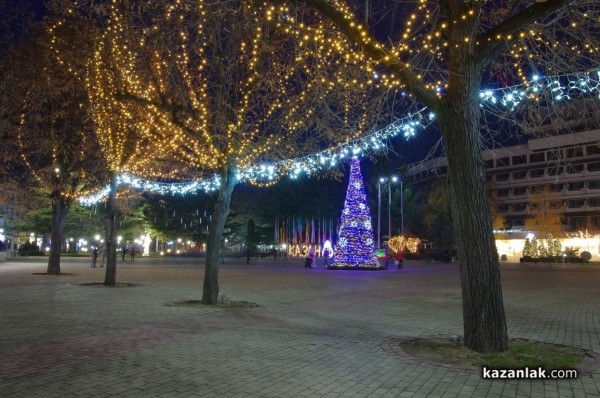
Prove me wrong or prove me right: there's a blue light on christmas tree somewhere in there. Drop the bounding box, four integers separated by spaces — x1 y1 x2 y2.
331 157 380 269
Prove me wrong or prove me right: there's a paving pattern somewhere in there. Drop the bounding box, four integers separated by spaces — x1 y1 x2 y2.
0 256 599 397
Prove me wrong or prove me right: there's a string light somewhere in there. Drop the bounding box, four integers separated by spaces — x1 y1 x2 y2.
66 0 394 188
480 68 600 111
79 66 600 205
331 157 380 269
47 0 596 204
78 108 431 204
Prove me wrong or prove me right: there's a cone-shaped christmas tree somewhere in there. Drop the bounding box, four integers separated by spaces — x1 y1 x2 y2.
332 157 380 269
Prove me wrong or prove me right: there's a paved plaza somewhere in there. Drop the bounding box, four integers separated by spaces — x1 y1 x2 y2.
0 255 599 397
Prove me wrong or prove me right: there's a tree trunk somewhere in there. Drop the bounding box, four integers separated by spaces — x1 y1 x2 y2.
202 160 237 304
441 15 508 352
103 172 118 286
47 194 70 275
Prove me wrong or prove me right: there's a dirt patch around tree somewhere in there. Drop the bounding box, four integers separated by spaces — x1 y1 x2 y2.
32 273 79 276
382 336 600 375
168 299 259 309
78 282 138 288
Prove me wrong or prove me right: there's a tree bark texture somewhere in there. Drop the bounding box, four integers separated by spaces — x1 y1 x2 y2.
441 5 508 351
103 172 118 286
440 106 508 352
46 195 70 275
202 161 238 304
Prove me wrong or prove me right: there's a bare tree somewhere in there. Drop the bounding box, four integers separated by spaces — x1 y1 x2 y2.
44 0 182 285
83 1 392 302
1 18 106 274
279 0 600 352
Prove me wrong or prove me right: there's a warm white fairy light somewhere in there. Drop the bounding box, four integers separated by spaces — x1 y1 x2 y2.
79 108 431 204
78 67 600 205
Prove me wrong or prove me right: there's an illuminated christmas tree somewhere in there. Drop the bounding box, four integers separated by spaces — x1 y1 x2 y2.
551 236 562 258
530 237 540 258
332 157 380 269
522 238 532 257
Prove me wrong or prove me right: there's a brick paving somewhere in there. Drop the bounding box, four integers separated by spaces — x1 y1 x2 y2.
0 256 599 397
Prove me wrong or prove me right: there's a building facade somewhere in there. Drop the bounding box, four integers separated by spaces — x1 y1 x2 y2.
0 186 28 251
407 127 600 232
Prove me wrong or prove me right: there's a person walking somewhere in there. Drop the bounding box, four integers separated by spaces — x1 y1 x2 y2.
121 245 127 261
395 250 405 270
91 247 98 268
307 246 316 268
98 244 106 268
323 247 330 268
384 246 390 270
130 246 136 261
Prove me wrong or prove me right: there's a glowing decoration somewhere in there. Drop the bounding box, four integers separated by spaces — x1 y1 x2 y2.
522 233 562 258
78 173 221 205
331 158 379 269
479 69 600 111
551 237 562 258
321 240 334 258
141 233 152 256
78 109 432 204
77 67 600 206
529 237 540 258
286 243 331 258
387 235 421 254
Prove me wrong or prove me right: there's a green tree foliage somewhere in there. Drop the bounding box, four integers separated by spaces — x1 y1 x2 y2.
16 203 103 240
140 196 216 245
246 219 256 250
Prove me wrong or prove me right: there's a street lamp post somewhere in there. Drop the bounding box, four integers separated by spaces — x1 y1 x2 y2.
388 179 392 240
377 177 393 247
377 175 404 247
400 177 404 234
377 182 382 248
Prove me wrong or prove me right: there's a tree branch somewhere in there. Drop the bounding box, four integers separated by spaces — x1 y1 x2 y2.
276 0 441 112
477 0 575 66
115 92 201 120
115 92 215 159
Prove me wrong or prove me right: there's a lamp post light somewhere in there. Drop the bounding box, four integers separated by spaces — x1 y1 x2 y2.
396 176 404 234
377 177 392 248
378 179 382 248
390 176 398 238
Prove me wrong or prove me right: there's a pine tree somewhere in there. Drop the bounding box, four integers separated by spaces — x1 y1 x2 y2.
530 238 540 258
538 242 548 258
332 158 379 269
522 238 531 257
546 233 556 257
552 237 562 258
